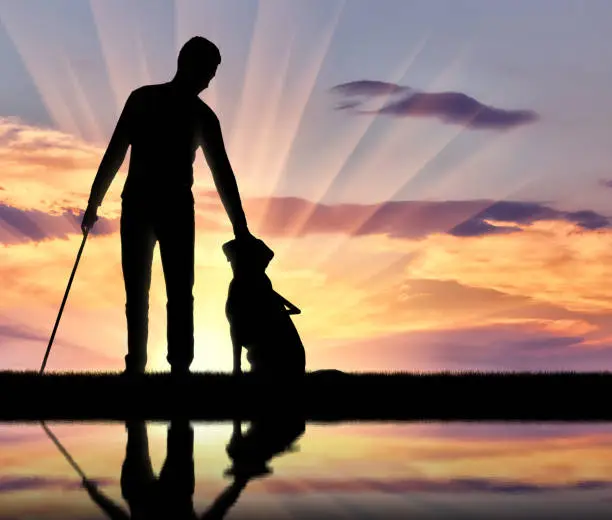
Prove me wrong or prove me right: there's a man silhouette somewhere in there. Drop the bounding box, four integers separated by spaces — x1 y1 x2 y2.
82 420 200 519
81 37 253 375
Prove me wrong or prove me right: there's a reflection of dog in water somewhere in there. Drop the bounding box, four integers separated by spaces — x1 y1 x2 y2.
225 418 305 479
223 237 306 376
195 418 306 519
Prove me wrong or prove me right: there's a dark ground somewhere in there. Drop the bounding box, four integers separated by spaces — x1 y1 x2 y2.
1 370 610 421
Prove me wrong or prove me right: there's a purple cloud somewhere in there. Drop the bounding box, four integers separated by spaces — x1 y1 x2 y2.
3 198 608 245
330 80 411 97
0 475 114 493
0 204 118 244
447 201 610 237
564 210 610 230
257 198 610 239
331 80 538 130
0 323 48 344
264 477 612 495
0 321 112 363
448 219 521 237
598 179 612 189
312 320 612 373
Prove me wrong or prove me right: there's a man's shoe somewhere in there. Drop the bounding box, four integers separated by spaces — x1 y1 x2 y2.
121 367 145 378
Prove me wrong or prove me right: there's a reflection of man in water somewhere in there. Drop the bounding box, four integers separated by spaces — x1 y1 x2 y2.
81 36 253 376
83 419 305 520
83 420 196 519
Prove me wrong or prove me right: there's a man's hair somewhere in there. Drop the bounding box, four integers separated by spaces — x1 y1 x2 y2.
177 36 221 71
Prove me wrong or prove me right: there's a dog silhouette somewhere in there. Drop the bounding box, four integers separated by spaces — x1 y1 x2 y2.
222 237 306 376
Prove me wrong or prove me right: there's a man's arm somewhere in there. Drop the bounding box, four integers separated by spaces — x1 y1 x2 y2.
200 108 250 238
82 91 136 232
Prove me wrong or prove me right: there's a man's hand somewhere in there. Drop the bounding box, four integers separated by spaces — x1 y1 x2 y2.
81 204 98 234
233 225 253 241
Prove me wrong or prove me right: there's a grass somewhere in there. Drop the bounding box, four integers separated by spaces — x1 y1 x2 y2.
1 370 611 422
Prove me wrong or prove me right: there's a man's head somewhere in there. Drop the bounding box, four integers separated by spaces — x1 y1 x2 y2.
176 36 221 94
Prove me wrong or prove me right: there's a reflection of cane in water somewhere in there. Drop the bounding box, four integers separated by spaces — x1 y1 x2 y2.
39 229 89 374
40 421 88 481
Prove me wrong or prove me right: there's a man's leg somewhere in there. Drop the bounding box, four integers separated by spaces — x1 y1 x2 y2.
156 198 195 372
120 420 156 513
158 420 195 515
121 202 156 373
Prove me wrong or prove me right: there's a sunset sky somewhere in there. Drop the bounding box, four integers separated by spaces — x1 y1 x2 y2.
2 0 612 372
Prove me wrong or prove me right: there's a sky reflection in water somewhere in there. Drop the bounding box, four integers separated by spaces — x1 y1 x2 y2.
2 422 612 519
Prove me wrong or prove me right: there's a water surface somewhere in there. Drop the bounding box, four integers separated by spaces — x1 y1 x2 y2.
2 421 612 519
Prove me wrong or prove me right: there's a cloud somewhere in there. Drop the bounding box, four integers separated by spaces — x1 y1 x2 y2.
331 80 538 129
472 201 610 230
5 194 609 246
263 476 612 495
0 203 118 244
448 201 610 237
312 320 612 372
0 323 49 343
331 80 410 97
599 179 612 189
0 316 123 372
564 210 610 230
255 197 610 239
0 117 119 215
404 218 612 314
0 475 114 493
448 219 521 237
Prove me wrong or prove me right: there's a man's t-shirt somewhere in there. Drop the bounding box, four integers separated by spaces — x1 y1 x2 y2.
87 80 249 234
119 83 212 203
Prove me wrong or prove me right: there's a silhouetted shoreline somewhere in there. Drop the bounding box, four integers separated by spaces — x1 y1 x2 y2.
1 371 611 421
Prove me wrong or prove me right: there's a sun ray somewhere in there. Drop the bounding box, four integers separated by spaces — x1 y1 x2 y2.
312 121 508 272
272 40 471 266
261 33 435 260
252 0 346 232
174 0 222 111
227 0 298 188
0 10 83 138
298 119 539 328
88 0 153 116
304 65 533 274
61 54 107 145
135 27 154 92
343 210 579 328
317 169 557 329
247 30 298 210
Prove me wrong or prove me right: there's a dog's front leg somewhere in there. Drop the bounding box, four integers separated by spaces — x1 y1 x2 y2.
230 327 242 376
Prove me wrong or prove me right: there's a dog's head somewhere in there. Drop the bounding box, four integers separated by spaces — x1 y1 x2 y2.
222 237 274 275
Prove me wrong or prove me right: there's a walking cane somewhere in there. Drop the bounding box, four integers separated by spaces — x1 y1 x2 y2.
39 228 89 374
